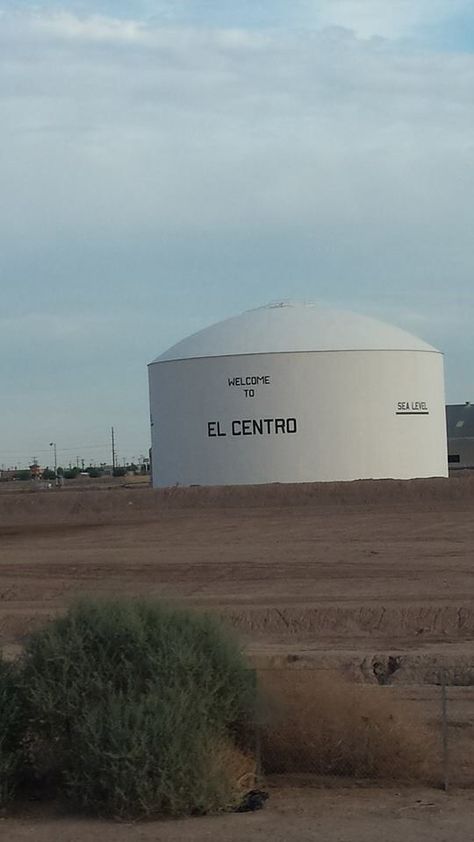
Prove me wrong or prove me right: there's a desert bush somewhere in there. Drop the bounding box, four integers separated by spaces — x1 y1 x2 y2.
259 670 437 782
0 658 27 806
63 468 80 479
85 467 102 478
21 599 255 818
41 468 56 481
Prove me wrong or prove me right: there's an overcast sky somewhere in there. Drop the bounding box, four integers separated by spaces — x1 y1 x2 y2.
1 1 473 467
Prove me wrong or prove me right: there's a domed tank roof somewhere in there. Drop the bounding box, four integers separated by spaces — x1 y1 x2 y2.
151 301 439 364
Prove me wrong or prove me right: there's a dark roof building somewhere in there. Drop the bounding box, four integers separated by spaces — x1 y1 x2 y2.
446 403 474 469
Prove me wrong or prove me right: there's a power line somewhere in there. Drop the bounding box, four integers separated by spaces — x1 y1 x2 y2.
0 443 110 457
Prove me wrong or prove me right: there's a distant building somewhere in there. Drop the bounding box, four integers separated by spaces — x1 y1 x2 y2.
0 468 17 481
446 403 474 469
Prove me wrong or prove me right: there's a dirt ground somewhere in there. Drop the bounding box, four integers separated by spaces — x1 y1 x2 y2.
2 788 474 842
1 477 474 837
1 476 474 659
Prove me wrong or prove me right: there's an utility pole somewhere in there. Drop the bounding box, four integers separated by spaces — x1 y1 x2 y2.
111 426 116 473
49 442 57 476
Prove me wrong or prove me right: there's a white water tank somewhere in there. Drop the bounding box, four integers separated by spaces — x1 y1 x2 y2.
148 302 448 486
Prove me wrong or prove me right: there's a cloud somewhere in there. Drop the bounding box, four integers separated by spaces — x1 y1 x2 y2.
306 0 474 40
0 6 473 460
2 11 474 309
32 11 150 42
0 312 97 340
3 0 474 38
2 9 474 246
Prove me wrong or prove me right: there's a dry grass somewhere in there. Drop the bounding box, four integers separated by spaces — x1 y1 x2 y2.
2 475 474 530
208 739 257 810
259 671 438 782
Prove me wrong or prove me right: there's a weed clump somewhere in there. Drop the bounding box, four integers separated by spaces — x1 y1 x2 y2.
260 670 436 782
0 658 26 807
21 599 255 818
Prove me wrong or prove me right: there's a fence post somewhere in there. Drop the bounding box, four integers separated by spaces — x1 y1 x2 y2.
255 717 263 784
441 669 449 792
252 668 263 785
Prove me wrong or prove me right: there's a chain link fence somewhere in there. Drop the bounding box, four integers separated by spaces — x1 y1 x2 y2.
250 667 474 790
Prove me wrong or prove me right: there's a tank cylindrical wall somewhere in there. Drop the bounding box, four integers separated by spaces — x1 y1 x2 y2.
148 349 448 486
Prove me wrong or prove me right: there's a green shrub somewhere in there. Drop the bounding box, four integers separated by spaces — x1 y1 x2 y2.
41 468 56 481
0 658 27 806
63 468 79 479
22 599 255 818
85 467 102 478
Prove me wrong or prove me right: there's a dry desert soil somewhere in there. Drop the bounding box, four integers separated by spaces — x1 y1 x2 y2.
3 787 474 842
1 475 474 839
1 476 474 649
